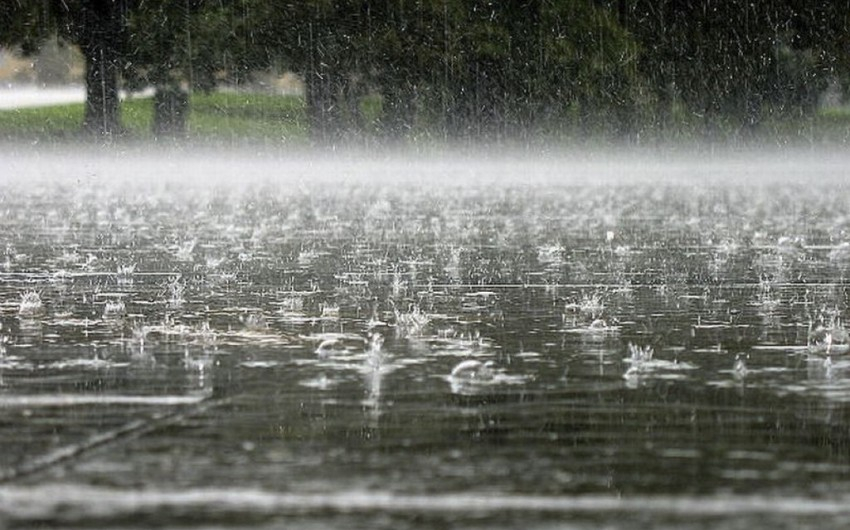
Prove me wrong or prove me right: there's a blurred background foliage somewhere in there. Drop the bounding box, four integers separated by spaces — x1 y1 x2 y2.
1 0 849 144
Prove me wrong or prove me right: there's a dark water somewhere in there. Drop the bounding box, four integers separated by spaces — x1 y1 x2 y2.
2 150 850 528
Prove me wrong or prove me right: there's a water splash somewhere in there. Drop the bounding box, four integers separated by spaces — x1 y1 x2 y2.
18 291 44 317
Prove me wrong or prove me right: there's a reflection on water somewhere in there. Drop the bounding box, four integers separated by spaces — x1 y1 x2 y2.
1 154 850 527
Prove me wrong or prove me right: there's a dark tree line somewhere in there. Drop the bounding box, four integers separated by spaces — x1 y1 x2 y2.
2 0 849 142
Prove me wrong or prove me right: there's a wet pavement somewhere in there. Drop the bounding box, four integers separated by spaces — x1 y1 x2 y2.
1 150 850 528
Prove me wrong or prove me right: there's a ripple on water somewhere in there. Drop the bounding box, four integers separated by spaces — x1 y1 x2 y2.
42 358 130 370
444 360 532 396
3 484 850 525
0 393 208 408
299 374 339 390
239 360 281 369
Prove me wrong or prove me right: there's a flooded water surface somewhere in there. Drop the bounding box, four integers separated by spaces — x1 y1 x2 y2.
1 149 850 528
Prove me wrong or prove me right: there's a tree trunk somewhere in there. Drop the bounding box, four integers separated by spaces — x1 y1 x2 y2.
306 68 343 145
380 82 415 143
78 1 126 137
153 86 189 138
82 41 121 136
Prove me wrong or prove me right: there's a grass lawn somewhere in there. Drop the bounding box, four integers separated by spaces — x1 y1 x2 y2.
1 89 850 146
0 91 309 144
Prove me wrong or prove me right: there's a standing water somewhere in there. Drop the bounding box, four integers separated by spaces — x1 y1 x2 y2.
1 147 850 528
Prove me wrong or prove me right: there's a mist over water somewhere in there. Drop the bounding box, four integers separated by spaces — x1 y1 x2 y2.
5 144 850 187
2 146 850 528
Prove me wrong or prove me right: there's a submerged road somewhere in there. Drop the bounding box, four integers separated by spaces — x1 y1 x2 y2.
0 85 153 109
0 85 85 109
